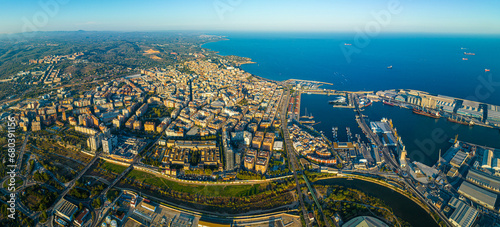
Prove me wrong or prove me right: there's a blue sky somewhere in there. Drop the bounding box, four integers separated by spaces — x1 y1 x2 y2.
1 0 499 34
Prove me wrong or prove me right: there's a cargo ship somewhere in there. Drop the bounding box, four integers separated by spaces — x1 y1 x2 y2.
462 58 468 61
383 97 395 106
485 69 490 72
412 108 441 119
364 101 372 107
464 52 475 55
383 100 395 106
359 97 372 107
447 116 473 126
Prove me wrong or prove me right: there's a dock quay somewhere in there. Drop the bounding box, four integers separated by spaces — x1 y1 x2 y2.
377 89 500 129
287 79 334 86
301 89 373 96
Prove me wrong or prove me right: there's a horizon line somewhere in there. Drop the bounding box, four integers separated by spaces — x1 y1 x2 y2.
2 29 500 37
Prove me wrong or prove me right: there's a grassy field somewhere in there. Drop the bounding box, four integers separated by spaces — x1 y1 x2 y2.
126 169 262 197
100 160 128 173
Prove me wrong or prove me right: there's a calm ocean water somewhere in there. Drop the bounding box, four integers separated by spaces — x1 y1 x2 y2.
203 33 500 166
203 32 500 105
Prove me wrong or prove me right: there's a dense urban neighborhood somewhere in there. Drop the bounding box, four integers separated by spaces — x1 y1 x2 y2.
1 31 500 227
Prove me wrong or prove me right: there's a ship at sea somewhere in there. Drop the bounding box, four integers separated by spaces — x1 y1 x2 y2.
412 107 441 119
387 65 393 69
464 52 476 56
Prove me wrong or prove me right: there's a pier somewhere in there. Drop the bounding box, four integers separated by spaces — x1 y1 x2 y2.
302 89 366 96
287 79 334 86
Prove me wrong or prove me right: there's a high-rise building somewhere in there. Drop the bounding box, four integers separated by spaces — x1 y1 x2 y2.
234 151 241 169
87 133 103 151
102 136 118 154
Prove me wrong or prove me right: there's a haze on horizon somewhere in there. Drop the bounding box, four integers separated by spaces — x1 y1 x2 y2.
1 0 500 35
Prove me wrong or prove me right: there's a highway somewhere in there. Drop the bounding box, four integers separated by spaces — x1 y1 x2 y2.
280 88 312 227
283 88 333 227
281 88 332 227
15 132 30 173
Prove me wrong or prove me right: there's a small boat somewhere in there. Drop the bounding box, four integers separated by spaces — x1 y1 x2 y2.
462 58 468 61
485 69 490 72
344 43 352 46
332 127 339 142
387 65 393 69
346 127 353 142
464 52 475 56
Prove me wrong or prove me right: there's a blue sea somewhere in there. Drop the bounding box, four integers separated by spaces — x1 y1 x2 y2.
203 33 500 166
204 32 500 106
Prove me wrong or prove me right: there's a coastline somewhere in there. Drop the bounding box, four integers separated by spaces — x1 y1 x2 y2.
197 35 497 226
201 34 500 107
200 39 439 223
202 39 257 67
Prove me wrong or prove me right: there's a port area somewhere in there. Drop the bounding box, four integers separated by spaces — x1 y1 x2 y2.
374 89 500 129
298 85 500 130
289 79 500 226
